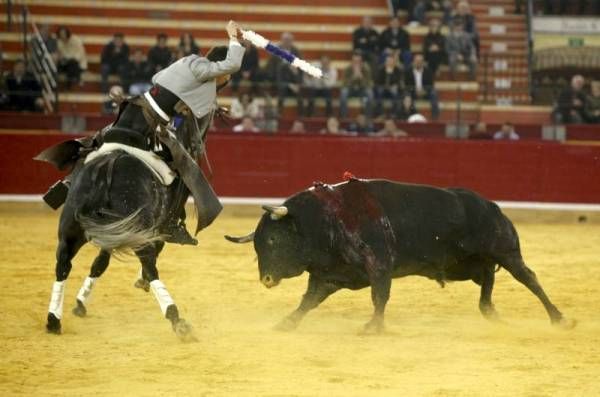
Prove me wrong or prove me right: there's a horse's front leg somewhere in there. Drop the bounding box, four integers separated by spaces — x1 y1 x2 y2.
136 244 195 342
72 249 111 317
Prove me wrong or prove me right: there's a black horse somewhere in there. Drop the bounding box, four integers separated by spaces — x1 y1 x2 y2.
45 103 195 341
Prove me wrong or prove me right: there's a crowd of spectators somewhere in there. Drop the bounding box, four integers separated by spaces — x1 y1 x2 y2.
554 75 600 124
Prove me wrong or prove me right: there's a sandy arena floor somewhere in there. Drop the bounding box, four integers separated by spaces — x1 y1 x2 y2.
0 202 599 396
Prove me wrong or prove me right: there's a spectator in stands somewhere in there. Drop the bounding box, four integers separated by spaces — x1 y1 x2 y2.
397 94 417 121
179 33 200 56
405 53 439 120
233 116 261 133
5 59 43 112
276 61 304 117
147 33 172 73
352 16 380 69
306 55 337 117
100 33 130 93
289 120 306 134
379 16 411 68
56 26 87 87
321 116 345 134
446 21 477 80
412 1 453 25
340 51 374 118
469 121 492 139
585 80 600 123
102 84 124 115
347 113 375 135
0 49 9 110
556 74 586 124
264 32 300 86
257 94 279 132
374 54 403 118
38 24 58 63
493 122 520 140
423 18 446 75
376 118 408 137
390 0 411 15
231 40 260 93
121 49 152 95
230 93 262 119
453 1 479 57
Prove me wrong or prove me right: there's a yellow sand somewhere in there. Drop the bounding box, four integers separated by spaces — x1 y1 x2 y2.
0 203 599 397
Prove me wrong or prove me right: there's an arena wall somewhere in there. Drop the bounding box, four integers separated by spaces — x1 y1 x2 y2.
1 133 599 203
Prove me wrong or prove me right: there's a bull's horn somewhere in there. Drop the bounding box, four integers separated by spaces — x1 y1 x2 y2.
262 205 288 220
224 232 255 243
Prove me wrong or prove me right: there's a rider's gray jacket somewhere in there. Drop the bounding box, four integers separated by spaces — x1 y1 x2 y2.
151 40 245 119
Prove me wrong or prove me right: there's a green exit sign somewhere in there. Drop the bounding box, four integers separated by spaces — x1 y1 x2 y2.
569 37 585 47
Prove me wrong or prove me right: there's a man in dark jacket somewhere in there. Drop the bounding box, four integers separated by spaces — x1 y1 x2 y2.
352 16 380 68
556 74 586 123
147 33 172 73
404 53 439 120
374 54 403 117
100 33 130 93
5 59 42 112
379 16 411 68
121 48 152 95
423 18 446 75
276 61 304 117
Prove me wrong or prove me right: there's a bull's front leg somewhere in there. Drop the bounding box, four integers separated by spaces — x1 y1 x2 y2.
275 274 339 331
363 274 392 334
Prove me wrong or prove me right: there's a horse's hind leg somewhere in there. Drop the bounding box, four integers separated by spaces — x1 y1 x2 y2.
46 234 85 334
72 250 111 317
136 243 195 341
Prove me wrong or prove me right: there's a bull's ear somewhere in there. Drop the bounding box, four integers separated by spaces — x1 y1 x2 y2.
262 205 288 220
225 232 255 243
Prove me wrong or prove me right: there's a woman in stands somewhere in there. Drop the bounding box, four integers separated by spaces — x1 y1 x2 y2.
56 26 87 87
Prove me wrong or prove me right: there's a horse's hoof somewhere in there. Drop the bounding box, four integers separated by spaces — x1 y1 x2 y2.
134 278 150 292
554 317 577 330
360 319 384 335
46 313 62 335
72 300 87 317
174 319 197 343
273 317 299 332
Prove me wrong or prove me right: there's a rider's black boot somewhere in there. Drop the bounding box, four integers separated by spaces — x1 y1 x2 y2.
164 220 198 246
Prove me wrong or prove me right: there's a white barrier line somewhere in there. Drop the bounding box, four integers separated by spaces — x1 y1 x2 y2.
1 194 600 211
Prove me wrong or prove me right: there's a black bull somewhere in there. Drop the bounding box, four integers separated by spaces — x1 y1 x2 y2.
226 178 575 332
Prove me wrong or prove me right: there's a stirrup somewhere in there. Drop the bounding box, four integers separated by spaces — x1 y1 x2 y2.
43 180 69 210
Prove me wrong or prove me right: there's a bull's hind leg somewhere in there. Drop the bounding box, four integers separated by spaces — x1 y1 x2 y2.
46 235 86 334
502 258 575 328
478 264 500 321
274 274 339 331
136 244 195 341
72 250 111 317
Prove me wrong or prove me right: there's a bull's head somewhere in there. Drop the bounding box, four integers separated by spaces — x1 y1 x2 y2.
225 205 306 288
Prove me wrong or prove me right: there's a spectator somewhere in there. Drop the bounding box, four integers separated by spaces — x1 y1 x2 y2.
379 16 411 68
306 55 337 117
469 121 492 139
121 48 152 95
374 54 403 117
556 75 586 124
257 94 279 132
231 40 260 93
178 33 199 56
230 93 262 119
5 59 43 112
390 0 412 15
147 33 172 73
340 51 374 118
233 116 260 133
289 120 306 133
405 53 440 120
264 32 300 85
585 80 600 123
413 0 452 25
56 26 87 87
276 62 304 117
377 118 408 137
102 84 124 114
0 51 8 110
453 1 480 57
38 24 58 63
423 18 446 75
100 33 130 93
321 116 345 134
446 21 477 80
352 16 380 68
347 113 375 135
493 122 520 140
397 95 417 121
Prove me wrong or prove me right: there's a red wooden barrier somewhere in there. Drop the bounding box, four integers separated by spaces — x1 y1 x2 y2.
1 132 600 203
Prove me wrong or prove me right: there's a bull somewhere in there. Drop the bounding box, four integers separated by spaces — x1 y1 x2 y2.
226 178 575 333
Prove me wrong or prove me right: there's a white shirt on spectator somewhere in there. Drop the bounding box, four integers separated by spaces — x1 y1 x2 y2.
493 130 520 140
413 69 424 92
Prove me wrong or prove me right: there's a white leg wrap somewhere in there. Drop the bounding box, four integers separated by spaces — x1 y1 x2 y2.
150 280 175 316
76 276 98 305
48 281 66 319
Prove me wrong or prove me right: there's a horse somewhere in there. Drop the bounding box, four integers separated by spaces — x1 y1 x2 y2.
45 102 196 341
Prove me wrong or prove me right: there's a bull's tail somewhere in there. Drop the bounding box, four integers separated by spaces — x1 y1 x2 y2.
78 209 164 254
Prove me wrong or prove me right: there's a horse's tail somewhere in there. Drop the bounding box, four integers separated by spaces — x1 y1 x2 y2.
78 209 164 254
